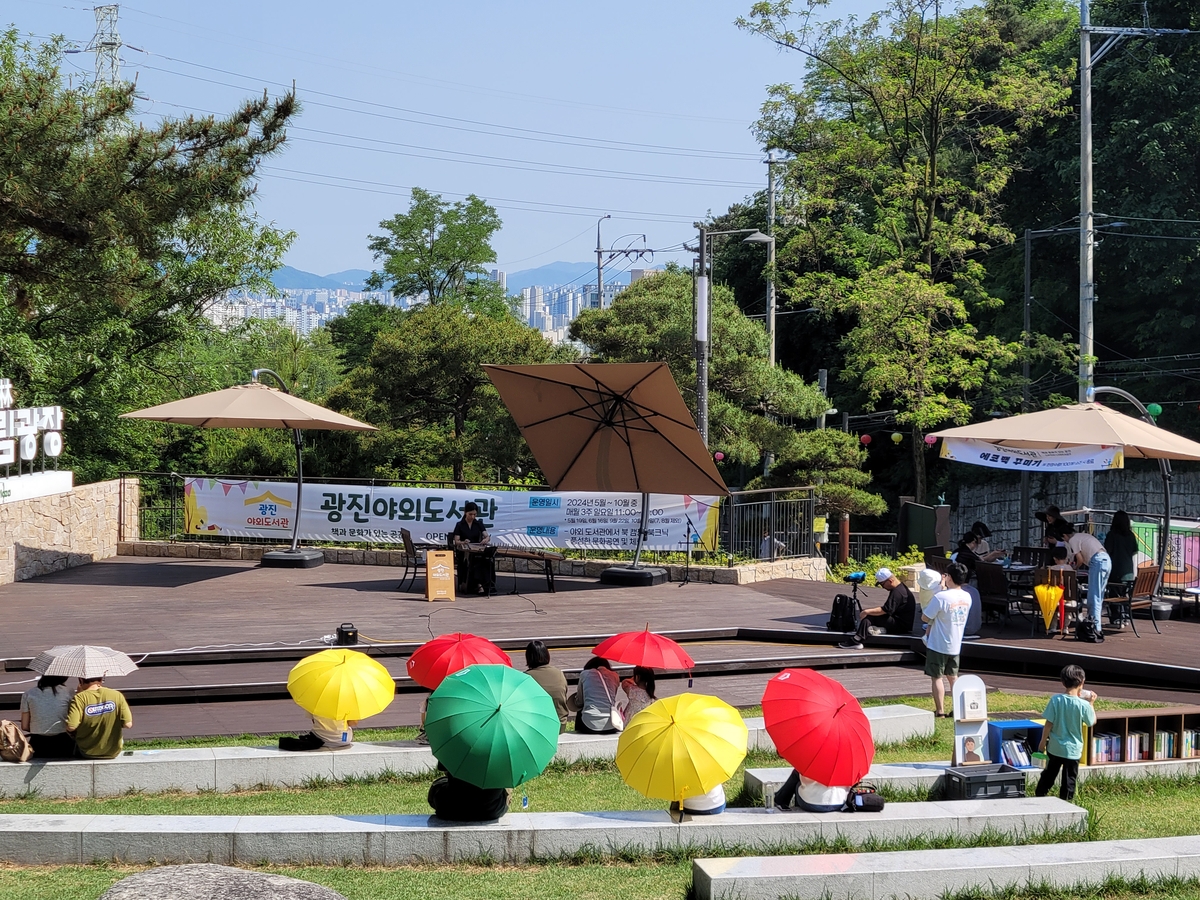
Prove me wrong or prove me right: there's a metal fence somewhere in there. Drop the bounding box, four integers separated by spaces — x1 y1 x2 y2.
820 533 898 566
718 487 818 562
122 473 821 563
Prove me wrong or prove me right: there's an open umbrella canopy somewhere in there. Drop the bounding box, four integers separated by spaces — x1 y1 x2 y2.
406 633 512 690
482 363 727 495
929 403 1200 461
120 382 376 431
287 649 395 720
616 693 747 802
425 664 560 789
592 628 695 671
762 668 874 787
30 645 137 679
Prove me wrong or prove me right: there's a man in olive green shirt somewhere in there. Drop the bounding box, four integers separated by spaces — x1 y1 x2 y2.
65 677 133 759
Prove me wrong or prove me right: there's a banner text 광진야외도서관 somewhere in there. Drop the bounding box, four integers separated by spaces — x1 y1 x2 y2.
182 479 723 551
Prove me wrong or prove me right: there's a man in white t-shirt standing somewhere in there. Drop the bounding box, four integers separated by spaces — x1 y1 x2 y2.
921 562 972 718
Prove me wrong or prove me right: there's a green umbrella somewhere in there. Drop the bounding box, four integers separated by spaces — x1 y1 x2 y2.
425 664 561 789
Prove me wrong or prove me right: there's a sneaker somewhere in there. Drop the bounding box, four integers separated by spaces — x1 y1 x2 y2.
866 626 886 637
838 639 864 650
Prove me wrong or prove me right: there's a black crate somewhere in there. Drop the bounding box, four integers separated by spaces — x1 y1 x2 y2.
944 763 1027 800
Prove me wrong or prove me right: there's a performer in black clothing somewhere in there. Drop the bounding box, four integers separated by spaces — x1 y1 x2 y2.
451 502 495 594
839 568 917 649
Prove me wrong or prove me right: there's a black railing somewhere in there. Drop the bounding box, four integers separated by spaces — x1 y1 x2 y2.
820 532 898 565
718 487 818 562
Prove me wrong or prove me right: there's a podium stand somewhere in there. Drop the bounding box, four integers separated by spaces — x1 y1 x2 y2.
425 550 456 602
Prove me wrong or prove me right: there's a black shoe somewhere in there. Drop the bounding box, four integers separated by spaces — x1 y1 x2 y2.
838 639 864 650
1094 631 1105 643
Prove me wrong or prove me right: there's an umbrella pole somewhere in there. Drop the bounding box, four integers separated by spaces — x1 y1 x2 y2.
632 492 650 569
290 428 304 553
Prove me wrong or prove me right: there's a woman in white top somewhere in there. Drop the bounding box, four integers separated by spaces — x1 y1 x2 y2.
1061 523 1111 641
619 666 656 723
677 783 726 816
19 676 76 758
570 657 622 734
773 768 849 812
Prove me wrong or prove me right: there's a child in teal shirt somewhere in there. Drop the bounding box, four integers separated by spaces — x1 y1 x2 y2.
1035 664 1097 801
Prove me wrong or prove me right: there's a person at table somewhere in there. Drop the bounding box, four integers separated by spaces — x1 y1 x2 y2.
970 521 993 554
452 501 495 595
839 568 915 649
1104 511 1139 585
1049 544 1073 571
1036 505 1063 537
524 640 570 732
1061 522 1111 643
951 532 1005 575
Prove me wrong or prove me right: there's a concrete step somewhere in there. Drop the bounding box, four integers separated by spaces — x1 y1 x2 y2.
0 798 1085 865
693 835 1199 900
0 705 931 800
745 755 1200 804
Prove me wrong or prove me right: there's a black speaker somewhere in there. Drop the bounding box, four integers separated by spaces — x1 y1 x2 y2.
336 623 358 645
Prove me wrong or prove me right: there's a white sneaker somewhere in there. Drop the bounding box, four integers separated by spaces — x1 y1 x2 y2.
838 639 864 650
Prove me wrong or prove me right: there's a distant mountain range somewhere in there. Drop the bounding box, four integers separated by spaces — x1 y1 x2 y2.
271 261 659 295
270 266 374 291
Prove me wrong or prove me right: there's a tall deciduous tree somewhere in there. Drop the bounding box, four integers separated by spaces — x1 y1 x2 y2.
0 32 296 481
366 188 502 303
569 267 827 470
739 0 1068 500
329 303 568 485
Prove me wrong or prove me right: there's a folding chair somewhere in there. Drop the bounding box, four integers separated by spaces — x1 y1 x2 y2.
1107 564 1161 637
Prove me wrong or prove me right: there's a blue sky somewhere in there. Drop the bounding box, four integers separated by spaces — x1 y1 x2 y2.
11 0 881 276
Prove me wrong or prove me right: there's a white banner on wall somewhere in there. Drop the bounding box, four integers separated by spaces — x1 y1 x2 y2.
183 478 723 551
939 437 1124 472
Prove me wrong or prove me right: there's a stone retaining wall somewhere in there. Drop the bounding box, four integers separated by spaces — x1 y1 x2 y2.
0 478 139 585
115 540 828 584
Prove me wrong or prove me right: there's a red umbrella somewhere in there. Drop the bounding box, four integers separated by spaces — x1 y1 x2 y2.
406 633 512 690
592 628 695 670
761 668 874 787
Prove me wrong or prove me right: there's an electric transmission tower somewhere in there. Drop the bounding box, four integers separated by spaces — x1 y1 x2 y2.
87 5 122 87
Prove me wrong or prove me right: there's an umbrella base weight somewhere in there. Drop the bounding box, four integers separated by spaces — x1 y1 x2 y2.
599 566 667 587
260 549 326 568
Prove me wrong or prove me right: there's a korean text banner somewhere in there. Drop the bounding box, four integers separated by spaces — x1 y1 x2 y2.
183 479 722 551
939 437 1124 472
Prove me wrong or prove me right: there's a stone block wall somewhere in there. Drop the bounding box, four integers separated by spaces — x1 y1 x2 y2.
0 478 139 584
950 469 1191 550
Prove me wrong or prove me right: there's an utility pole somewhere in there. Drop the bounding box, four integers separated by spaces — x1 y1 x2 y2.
1075 0 1193 512
594 214 611 310
87 5 122 87
766 152 778 368
817 369 829 429
697 228 709 446
1022 229 1033 547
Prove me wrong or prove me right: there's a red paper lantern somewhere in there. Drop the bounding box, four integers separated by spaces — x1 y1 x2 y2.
860 434 872 445
924 434 937 445
714 451 725 461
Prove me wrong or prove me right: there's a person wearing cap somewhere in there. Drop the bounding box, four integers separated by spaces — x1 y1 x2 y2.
838 568 916 649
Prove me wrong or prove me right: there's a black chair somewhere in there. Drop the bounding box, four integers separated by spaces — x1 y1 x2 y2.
397 528 427 593
975 562 1013 626
1013 546 1050 567
925 553 950 575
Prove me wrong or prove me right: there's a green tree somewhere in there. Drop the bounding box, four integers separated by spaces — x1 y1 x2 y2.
750 428 887 517
366 188 502 303
569 267 827 470
327 301 404 372
739 0 1068 500
330 303 568 485
0 32 296 482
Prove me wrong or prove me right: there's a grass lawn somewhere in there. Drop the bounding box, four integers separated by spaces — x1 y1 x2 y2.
0 690 1188 900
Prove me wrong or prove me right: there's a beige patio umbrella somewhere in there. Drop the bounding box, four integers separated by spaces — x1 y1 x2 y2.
929 402 1200 460
484 362 727 586
121 370 376 567
930 398 1200 595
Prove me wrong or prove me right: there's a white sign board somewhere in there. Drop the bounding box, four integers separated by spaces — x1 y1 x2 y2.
940 437 1123 472
0 377 69 503
184 478 722 551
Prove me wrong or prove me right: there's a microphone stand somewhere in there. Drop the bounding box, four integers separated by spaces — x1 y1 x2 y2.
679 513 698 587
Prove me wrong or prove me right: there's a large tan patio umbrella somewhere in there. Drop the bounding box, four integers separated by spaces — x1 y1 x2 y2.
121 370 376 568
930 396 1200 594
483 362 727 586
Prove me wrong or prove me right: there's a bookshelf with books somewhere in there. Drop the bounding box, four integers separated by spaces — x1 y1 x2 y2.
1083 707 1200 767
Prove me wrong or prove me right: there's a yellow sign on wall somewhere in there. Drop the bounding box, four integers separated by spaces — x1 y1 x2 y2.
425 550 456 602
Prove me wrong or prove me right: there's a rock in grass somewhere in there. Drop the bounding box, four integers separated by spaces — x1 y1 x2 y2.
98 864 347 900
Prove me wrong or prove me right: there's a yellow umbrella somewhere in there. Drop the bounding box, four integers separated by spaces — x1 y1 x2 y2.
616 693 747 805
287 649 396 720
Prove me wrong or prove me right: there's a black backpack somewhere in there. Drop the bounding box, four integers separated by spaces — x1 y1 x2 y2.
828 594 858 633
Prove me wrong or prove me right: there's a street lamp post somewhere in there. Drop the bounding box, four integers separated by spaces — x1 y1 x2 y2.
693 228 775 447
